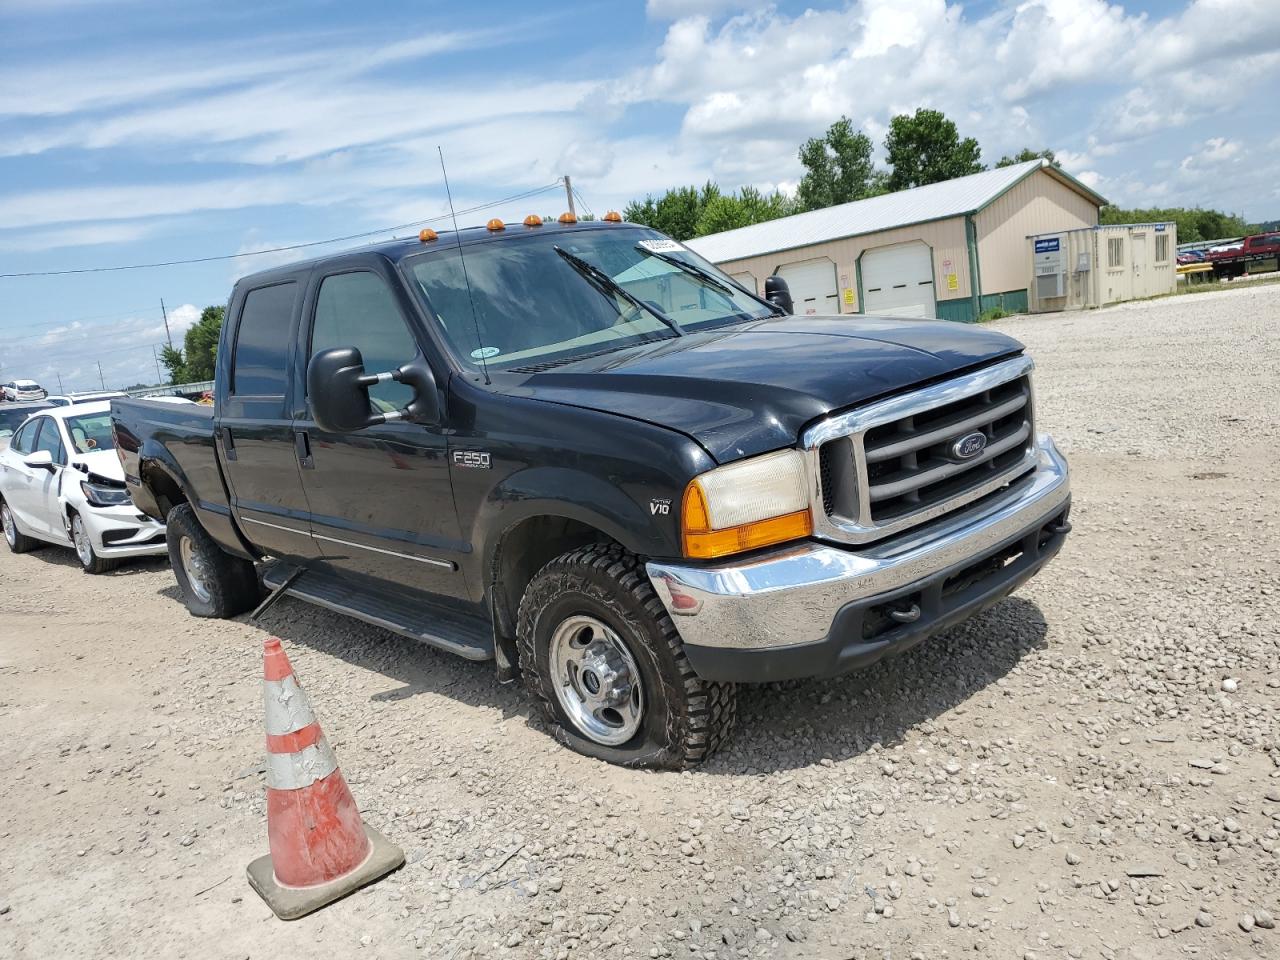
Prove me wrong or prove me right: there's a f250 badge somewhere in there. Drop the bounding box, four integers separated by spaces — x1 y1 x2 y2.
650 498 671 516
452 450 491 469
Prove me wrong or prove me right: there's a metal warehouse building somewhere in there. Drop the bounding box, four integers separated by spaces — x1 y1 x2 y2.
685 158 1107 323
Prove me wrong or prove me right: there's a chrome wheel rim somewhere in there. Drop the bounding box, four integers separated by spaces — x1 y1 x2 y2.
72 515 93 567
548 614 645 746
2 504 15 547
179 536 213 603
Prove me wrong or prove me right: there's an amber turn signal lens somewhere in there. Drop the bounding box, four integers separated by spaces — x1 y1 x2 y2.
558 211 578 224
603 211 622 222
523 214 543 227
681 481 812 560
419 228 438 242
487 218 505 231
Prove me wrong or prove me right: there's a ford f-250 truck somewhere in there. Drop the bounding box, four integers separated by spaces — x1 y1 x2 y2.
112 216 1071 769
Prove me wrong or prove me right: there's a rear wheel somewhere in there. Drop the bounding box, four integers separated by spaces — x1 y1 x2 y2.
1 498 40 554
517 543 736 769
166 503 260 617
70 512 118 574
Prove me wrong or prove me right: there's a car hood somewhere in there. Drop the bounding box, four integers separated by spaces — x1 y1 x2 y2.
505 315 1024 462
71 448 125 483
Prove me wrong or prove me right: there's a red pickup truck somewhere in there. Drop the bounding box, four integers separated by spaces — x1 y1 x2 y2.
1208 231 1280 279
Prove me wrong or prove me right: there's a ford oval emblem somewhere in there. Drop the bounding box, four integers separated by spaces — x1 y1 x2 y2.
951 431 988 461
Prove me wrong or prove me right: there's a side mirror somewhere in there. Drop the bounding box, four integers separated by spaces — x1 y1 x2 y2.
764 275 794 315
307 346 440 433
24 449 55 472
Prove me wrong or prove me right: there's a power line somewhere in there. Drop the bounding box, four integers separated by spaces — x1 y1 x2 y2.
0 310 164 345
0 182 565 279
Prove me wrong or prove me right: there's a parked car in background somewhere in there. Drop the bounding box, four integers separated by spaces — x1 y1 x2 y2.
3 379 48 401
0 401 54 451
0 401 166 572
47 390 127 407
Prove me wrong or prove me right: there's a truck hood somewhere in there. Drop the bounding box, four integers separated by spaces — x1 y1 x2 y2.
507 315 1024 463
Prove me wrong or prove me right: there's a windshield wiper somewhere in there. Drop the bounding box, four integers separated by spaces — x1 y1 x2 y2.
638 245 786 317
554 246 684 337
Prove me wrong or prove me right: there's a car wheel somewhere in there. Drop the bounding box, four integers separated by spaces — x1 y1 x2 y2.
1 498 40 553
517 543 736 769
70 511 117 574
165 502 260 618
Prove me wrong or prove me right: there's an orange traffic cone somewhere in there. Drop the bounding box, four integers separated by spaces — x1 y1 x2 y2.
246 637 404 919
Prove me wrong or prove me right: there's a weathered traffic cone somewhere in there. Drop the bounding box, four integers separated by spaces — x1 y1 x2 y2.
246 637 404 919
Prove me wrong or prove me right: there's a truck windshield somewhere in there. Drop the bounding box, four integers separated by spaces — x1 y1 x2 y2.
406 227 775 370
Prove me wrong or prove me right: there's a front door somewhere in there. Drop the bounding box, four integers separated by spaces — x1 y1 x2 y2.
1131 232 1148 299
29 416 69 540
219 279 318 560
295 267 465 599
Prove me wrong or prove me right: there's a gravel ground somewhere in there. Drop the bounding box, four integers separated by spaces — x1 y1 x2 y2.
2 283 1278 960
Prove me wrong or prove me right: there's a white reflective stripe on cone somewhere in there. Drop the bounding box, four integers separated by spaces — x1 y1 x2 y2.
266 737 340 791
263 674 318 736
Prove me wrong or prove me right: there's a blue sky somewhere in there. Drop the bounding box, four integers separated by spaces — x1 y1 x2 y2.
1 0 1278 391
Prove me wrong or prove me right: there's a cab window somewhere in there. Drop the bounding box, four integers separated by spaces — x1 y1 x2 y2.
232 281 297 396
311 272 417 412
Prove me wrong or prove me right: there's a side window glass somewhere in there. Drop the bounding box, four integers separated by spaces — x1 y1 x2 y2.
12 420 37 455
33 419 66 465
311 272 416 412
232 282 297 396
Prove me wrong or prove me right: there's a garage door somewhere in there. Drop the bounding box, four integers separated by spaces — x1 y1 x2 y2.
861 242 936 318
777 258 838 315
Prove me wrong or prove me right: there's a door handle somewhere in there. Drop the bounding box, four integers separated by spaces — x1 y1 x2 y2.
294 430 314 469
221 427 237 461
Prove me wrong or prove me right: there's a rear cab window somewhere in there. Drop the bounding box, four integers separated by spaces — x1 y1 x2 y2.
227 280 300 420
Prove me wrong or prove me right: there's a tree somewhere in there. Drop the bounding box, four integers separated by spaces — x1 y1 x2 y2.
159 305 224 384
693 186 793 236
883 108 984 191
623 182 722 241
1099 205 1250 243
996 148 1059 168
796 117 880 212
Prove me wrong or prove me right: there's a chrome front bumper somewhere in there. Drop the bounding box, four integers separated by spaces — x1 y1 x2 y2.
646 436 1071 680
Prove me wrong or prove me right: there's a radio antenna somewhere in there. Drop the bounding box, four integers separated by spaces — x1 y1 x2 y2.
438 146 490 385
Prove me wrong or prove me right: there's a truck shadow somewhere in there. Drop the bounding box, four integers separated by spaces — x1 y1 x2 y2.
20 545 170 577
242 589 1049 772
701 595 1050 774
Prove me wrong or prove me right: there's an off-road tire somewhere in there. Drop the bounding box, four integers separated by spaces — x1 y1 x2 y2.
166 503 260 618
70 511 118 575
517 543 736 769
1 497 40 553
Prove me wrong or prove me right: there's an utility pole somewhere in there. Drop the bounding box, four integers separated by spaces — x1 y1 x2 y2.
564 175 575 217
96 360 106 390
152 345 163 384
160 298 173 348
57 372 65 393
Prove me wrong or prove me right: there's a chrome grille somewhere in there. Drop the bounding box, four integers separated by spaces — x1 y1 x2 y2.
804 355 1039 544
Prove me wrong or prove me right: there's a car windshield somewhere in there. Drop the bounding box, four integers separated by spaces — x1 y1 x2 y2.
406 226 775 371
64 412 114 453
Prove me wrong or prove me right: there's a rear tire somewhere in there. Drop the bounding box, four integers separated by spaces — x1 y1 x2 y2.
517 543 736 769
166 503 260 617
1 498 40 554
71 511 118 575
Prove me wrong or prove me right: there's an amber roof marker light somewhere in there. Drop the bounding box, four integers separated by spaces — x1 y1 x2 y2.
418 228 438 243
486 218 505 232
558 212 578 224
603 211 622 222
523 214 543 227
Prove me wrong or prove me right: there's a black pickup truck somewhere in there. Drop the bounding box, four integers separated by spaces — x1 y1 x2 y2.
112 216 1071 768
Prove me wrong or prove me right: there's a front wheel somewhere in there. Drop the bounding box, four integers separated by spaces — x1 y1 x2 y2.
517 544 736 769
165 503 260 617
71 512 117 574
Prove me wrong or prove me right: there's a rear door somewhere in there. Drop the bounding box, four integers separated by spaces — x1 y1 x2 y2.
0 418 44 532
219 278 318 560
293 264 465 598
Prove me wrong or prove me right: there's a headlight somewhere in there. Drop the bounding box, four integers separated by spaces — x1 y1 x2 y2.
80 479 131 507
681 449 812 559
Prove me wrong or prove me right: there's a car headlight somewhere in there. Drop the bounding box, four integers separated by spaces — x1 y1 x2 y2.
681 449 813 559
80 479 131 507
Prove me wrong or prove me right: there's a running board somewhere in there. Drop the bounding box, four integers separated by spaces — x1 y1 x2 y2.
261 564 494 662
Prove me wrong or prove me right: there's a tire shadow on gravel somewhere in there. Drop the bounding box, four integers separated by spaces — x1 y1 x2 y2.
703 596 1050 774
16 545 170 577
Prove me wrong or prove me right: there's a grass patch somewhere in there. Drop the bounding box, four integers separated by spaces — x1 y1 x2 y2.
976 306 1013 323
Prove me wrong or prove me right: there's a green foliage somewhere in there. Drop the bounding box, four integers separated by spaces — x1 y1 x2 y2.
624 181 792 239
1099 206 1250 243
159 305 224 384
977 307 1012 323
883 108 984 191
797 117 881 212
996 148 1059 169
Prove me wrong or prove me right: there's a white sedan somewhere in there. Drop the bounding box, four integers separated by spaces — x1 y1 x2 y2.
0 401 166 573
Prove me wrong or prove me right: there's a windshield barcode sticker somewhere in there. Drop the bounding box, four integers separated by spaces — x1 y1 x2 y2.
637 238 683 253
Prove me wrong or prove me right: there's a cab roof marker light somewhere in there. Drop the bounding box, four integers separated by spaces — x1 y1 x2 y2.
603 211 622 222
558 212 577 224
419 229 439 243
524 215 543 227
487 218 505 232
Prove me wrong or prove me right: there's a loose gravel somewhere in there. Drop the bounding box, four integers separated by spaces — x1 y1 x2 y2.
1 283 1278 959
